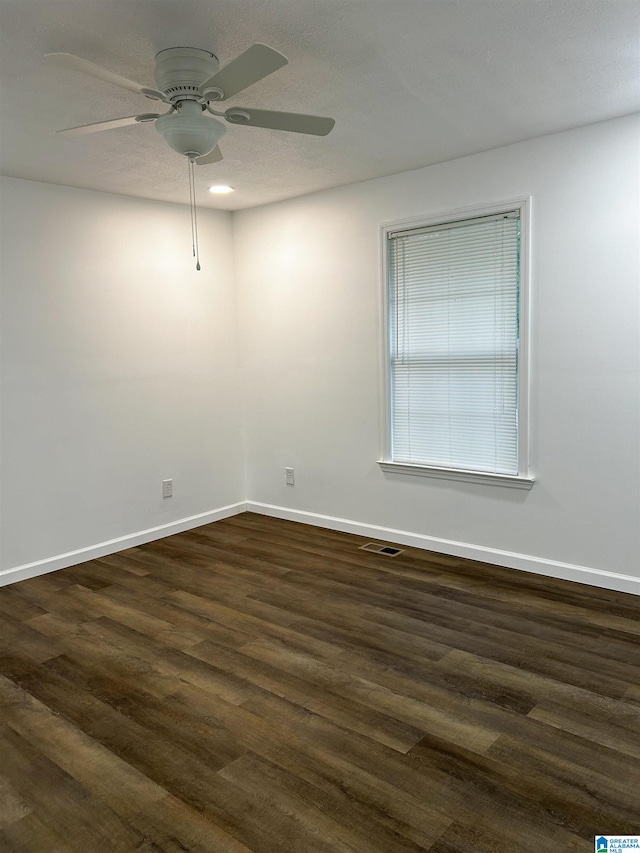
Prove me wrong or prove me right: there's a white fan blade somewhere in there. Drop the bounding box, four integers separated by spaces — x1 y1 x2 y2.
56 114 160 136
46 53 165 100
195 146 223 166
199 44 287 101
225 107 335 136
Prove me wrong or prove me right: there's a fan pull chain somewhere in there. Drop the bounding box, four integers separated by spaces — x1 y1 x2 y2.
187 156 195 257
187 155 201 271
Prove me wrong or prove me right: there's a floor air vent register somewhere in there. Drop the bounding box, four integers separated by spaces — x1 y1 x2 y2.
359 543 404 557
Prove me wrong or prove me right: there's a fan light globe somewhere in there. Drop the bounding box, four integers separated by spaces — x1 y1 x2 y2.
155 101 226 157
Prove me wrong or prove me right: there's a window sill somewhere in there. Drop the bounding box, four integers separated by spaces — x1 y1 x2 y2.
377 460 535 490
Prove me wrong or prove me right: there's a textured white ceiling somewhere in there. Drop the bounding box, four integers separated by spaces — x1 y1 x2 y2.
1 0 638 210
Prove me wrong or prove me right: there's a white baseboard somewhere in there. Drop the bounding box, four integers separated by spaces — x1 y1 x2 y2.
0 502 247 588
246 501 640 597
3 499 638 597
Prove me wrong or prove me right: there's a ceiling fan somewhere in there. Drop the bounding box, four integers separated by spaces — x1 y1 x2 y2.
46 44 336 164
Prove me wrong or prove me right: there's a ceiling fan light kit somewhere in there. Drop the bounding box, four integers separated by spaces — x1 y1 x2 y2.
46 43 336 267
155 100 226 158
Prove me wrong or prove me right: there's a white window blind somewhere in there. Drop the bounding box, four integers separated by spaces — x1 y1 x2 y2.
388 210 521 475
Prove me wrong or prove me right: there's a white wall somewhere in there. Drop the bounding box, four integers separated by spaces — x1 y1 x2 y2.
1 177 244 572
235 115 640 582
2 115 638 591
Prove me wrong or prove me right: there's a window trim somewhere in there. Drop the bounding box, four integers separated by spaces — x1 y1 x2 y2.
377 196 534 488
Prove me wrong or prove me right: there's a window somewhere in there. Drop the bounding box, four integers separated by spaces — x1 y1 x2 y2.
380 200 533 488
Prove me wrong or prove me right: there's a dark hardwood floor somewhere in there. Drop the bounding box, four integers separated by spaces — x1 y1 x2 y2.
1 512 639 851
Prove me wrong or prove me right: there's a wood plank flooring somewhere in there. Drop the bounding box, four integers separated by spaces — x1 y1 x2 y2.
1 512 639 851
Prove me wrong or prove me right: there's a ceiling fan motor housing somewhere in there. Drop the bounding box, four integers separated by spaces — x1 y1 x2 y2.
153 48 225 157
154 47 218 101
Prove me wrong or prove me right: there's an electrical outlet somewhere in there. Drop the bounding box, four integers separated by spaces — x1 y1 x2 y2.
162 479 173 499
285 467 295 486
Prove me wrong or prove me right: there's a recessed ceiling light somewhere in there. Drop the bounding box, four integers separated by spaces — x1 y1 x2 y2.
208 184 235 194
